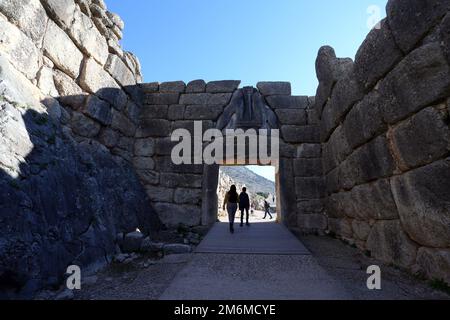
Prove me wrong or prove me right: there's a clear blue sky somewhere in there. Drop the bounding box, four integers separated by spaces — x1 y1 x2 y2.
106 0 387 96
105 0 387 182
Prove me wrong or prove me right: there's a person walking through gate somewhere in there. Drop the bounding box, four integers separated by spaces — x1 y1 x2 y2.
263 200 273 220
239 187 250 227
223 185 239 234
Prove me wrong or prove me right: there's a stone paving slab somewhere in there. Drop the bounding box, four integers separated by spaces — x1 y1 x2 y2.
195 222 311 255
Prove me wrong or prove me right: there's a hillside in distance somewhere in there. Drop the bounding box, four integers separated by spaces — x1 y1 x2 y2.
219 166 275 196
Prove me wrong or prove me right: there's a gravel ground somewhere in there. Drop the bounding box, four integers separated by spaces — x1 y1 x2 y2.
297 234 450 300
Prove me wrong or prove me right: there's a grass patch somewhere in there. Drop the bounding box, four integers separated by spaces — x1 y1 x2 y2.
430 279 450 295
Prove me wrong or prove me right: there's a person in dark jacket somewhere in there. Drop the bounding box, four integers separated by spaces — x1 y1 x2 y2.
239 187 250 227
223 185 239 233
263 200 273 220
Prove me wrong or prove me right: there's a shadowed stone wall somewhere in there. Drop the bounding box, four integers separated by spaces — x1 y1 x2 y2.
315 0 450 283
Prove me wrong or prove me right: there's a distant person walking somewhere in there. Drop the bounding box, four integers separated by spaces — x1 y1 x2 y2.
223 185 239 233
263 200 273 220
239 187 250 227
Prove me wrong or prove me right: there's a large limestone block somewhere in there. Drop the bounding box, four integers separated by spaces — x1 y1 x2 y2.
390 106 450 170
144 186 174 203
386 0 450 53
43 20 83 79
79 58 127 110
37 66 58 97
186 80 206 93
159 81 186 93
295 177 325 199
0 15 41 79
134 138 155 157
257 82 291 96
366 220 418 268
141 105 169 120
179 93 232 106
206 80 240 93
380 42 450 124
145 93 180 105
281 125 320 144
275 109 307 125
350 179 399 220
136 119 171 138
105 54 136 87
174 188 202 205
354 19 403 90
391 158 450 248
328 218 353 238
159 173 203 189
352 220 371 241
41 0 76 29
83 95 112 125
0 54 42 106
70 111 100 137
111 109 136 137
0 0 48 44
297 144 321 159
298 214 327 232
153 202 201 227
184 105 224 120
266 95 309 109
69 9 109 65
416 248 450 285
293 159 322 177
441 13 450 65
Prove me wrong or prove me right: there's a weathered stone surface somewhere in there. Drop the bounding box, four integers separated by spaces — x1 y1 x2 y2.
441 13 450 65
340 136 395 187
257 82 291 96
132 157 155 170
343 91 386 149
416 248 450 285
0 54 41 106
159 173 203 189
159 81 186 93
281 125 320 144
322 125 351 173
0 14 41 79
295 177 325 199
136 169 159 185
352 220 371 241
391 158 450 248
145 93 179 105
366 220 418 268
266 95 309 109
122 231 144 253
105 54 136 87
37 66 58 97
297 144 321 159
140 238 164 253
349 179 399 220
69 9 109 65
380 42 450 124
293 159 322 177
154 138 178 156
153 202 201 227
98 128 119 148
179 93 232 106
154 156 204 174
167 105 185 120
70 111 101 137
184 105 224 120
145 185 174 203
134 138 155 157
53 69 83 97
41 0 76 29
328 218 353 238
386 0 450 53
140 82 159 93
275 109 306 125
186 80 206 93
0 0 48 44
79 58 127 110
297 199 324 214
83 95 111 125
141 105 169 120
174 188 202 205
106 11 124 30
136 119 171 138
206 80 240 93
163 244 192 255
298 214 327 232
110 109 136 137
390 106 450 170
354 19 403 90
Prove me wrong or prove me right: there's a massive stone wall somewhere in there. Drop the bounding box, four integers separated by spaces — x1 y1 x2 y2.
316 0 450 283
0 0 160 298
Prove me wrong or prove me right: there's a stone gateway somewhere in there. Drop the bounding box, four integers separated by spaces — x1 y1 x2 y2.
0 0 449 298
